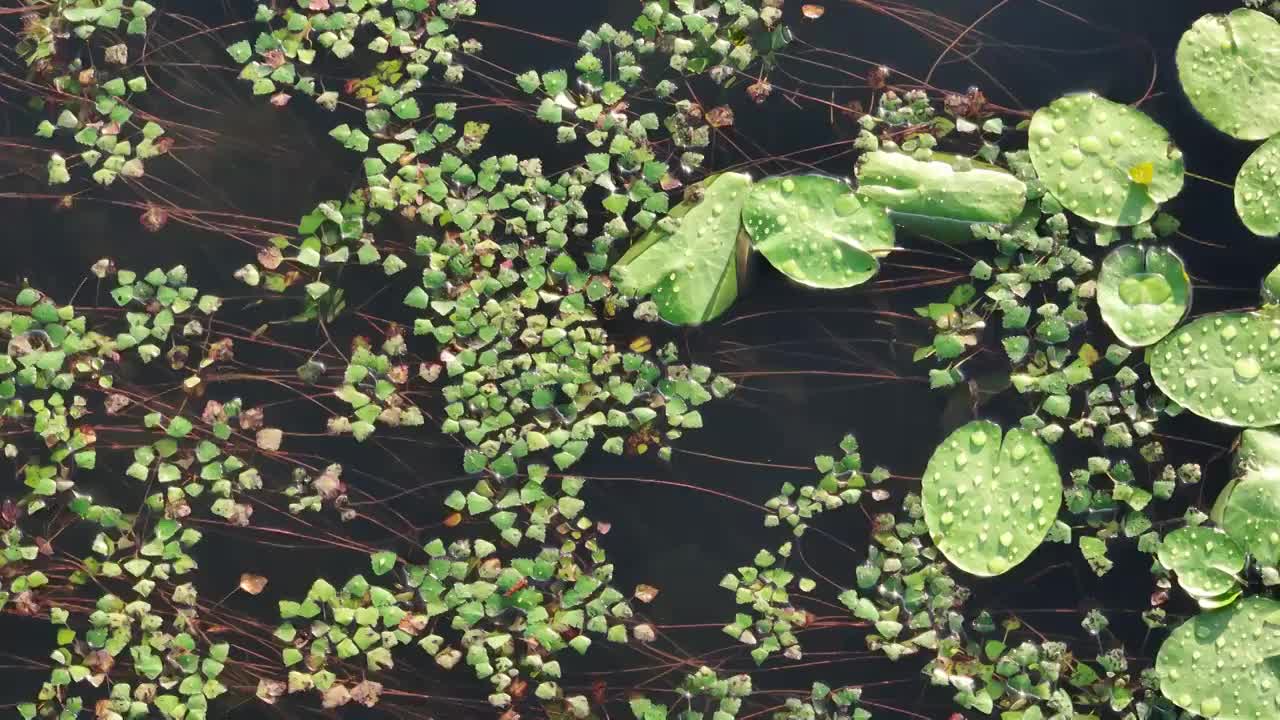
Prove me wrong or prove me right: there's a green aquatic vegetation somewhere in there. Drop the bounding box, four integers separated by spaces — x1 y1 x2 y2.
614 173 753 325
1234 135 1280 236
1156 596 1280 720
741 174 897 288
1157 526 1245 608
921 421 1062 576
1213 428 1280 571
1148 306 1280 427
854 150 1027 236
1028 93 1185 227
1176 9 1280 141
1096 244 1189 347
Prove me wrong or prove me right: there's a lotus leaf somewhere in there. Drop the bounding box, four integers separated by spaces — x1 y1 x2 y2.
854 150 1026 241
1157 526 1244 605
922 420 1062 577
1029 93 1184 226
741 174 895 289
1156 596 1280 720
1177 9 1280 140
1149 308 1280 427
1235 135 1280 237
613 172 753 325
1097 244 1189 347
1213 429 1280 569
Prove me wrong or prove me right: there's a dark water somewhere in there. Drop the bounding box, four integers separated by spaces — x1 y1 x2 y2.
0 0 1267 716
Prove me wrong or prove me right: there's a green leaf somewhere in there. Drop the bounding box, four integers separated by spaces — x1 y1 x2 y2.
1157 526 1244 604
855 151 1026 237
1235 135 1280 237
1029 93 1184 226
613 172 752 325
922 420 1062 576
1097 244 1189 347
1213 429 1280 568
370 551 397 576
1177 9 1280 140
742 174 896 288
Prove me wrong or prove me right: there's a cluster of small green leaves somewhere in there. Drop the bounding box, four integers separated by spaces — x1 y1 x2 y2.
722 436 890 664
925 611 1172 719
0 276 283 720
21 2 166 186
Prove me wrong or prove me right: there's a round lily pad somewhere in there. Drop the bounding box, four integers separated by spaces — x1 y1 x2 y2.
1156 526 1244 604
921 420 1062 577
1097 244 1189 347
741 174 896 289
1177 9 1280 141
1029 93 1185 227
855 151 1027 239
613 172 753 325
1234 135 1280 237
1149 308 1280 427
1213 429 1280 569
1156 596 1280 720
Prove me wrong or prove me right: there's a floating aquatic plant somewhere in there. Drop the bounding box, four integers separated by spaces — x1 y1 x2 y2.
1177 9 1280 141
1213 428 1280 571
1156 596 1280 720
1149 306 1280 427
613 173 753 325
1097 244 1189 347
1157 526 1244 608
921 420 1062 576
854 150 1026 239
1029 93 1184 227
1234 135 1280 237
741 174 896 288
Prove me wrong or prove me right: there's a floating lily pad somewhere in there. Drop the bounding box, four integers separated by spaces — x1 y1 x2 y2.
1234 135 1280 237
1177 9 1280 140
921 420 1062 577
1029 93 1184 227
1097 244 1189 347
1213 429 1280 569
1156 596 1280 720
741 174 895 289
1157 526 1244 605
855 151 1026 242
613 172 753 325
1149 308 1280 427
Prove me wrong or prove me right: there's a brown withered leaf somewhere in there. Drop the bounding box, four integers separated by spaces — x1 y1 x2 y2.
238 573 268 595
255 427 283 452
705 105 735 128
633 584 660 603
801 4 825 19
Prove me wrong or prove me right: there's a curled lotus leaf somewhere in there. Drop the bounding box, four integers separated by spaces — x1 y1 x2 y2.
1156 526 1244 604
1177 9 1280 140
1029 93 1184 227
1149 308 1280 427
1213 429 1280 569
1235 135 1280 237
854 150 1026 242
741 174 895 289
1156 596 1280 720
1097 244 1189 347
613 172 753 325
921 420 1062 577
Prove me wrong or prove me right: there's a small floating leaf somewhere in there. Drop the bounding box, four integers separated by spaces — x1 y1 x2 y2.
1176 9 1280 140
613 172 752 325
1149 308 1280 427
1213 428 1280 569
1157 526 1244 605
1234 135 1280 237
1029 93 1184 226
1156 596 1280 720
239 573 269 595
1097 244 1189 347
741 174 895 289
922 420 1062 577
